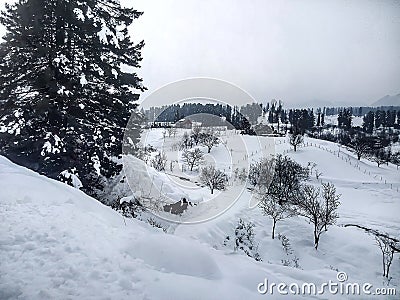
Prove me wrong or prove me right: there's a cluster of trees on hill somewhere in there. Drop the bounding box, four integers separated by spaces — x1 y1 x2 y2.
347 133 399 167
287 109 316 133
0 0 145 200
144 102 258 132
362 110 399 133
248 155 341 250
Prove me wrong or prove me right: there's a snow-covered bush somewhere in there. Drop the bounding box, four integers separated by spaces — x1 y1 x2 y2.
234 167 247 183
136 144 157 164
277 233 301 269
151 151 167 171
59 168 83 189
147 217 167 233
224 218 262 261
111 196 143 219
278 233 293 255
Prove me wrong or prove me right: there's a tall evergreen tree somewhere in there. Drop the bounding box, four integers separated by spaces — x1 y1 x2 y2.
0 0 145 198
363 111 374 134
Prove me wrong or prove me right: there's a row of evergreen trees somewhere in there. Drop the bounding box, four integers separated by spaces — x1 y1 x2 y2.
146 101 400 135
145 102 324 134
145 102 255 132
325 105 400 117
363 110 399 133
0 0 145 199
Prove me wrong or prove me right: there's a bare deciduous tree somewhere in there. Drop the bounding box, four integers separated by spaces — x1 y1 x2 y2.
321 183 340 231
167 126 177 137
371 150 385 167
344 224 400 279
391 151 400 170
182 148 203 171
289 132 303 152
315 170 323 180
258 194 294 239
376 235 397 278
248 157 275 188
253 156 294 239
180 131 193 149
294 184 340 250
201 129 219 153
190 125 203 145
348 135 370 160
200 165 228 194
265 154 309 205
307 162 317 177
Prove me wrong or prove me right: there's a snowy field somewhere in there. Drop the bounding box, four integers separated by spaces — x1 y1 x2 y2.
1 128 399 299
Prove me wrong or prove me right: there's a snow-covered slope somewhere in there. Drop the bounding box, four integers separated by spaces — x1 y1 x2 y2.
139 129 399 298
174 136 400 292
1 129 399 299
0 155 319 300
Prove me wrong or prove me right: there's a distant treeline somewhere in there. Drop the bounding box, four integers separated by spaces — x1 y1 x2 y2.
143 103 261 131
323 106 400 116
143 102 400 134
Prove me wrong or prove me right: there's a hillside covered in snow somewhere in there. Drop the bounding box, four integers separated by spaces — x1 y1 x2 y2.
1 130 399 299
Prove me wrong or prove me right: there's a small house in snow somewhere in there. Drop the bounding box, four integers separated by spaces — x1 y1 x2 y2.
176 118 193 129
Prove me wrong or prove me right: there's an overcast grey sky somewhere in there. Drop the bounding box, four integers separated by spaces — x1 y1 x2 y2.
1 0 399 106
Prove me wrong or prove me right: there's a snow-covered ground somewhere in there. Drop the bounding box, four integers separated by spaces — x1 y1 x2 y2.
0 155 279 300
1 128 399 299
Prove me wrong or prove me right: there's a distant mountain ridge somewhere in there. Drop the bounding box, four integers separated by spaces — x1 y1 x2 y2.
371 94 400 106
